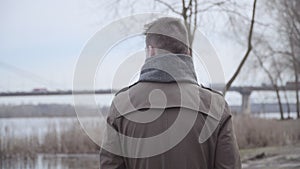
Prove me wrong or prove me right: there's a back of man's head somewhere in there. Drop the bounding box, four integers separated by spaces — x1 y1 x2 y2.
144 17 190 55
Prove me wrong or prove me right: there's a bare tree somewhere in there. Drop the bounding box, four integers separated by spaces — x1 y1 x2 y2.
269 0 300 118
276 66 291 119
245 0 300 119
155 0 226 48
223 0 257 94
252 48 285 120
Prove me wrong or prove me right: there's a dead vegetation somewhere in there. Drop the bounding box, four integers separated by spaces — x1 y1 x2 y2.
233 115 300 149
1 115 299 156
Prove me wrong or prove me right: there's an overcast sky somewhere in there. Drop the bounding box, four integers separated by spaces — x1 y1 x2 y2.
0 0 257 92
3 0 290 106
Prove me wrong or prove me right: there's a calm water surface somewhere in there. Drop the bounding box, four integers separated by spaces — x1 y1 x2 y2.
1 154 99 169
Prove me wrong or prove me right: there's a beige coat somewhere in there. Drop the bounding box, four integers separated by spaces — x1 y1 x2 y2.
100 81 241 169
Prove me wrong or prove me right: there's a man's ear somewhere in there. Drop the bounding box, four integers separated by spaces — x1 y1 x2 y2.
147 45 155 57
187 48 191 56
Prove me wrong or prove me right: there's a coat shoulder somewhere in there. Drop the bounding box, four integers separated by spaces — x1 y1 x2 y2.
115 82 139 96
200 85 224 97
199 85 231 122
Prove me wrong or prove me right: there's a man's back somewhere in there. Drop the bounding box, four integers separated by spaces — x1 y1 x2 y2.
100 66 241 169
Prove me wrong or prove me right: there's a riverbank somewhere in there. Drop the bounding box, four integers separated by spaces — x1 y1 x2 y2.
241 144 300 169
1 145 300 169
1 116 299 155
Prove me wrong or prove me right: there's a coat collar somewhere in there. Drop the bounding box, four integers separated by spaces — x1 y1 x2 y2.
139 54 198 85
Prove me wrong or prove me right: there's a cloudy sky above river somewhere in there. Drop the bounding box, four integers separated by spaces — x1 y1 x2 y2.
0 0 255 91
1 0 288 105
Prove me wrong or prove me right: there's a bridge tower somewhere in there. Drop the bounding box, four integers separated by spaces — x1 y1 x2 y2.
239 89 252 114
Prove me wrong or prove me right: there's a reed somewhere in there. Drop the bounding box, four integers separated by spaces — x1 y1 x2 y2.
1 116 299 155
233 115 300 149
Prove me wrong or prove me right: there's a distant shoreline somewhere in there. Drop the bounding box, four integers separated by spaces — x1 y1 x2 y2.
0 103 297 119
0 104 109 118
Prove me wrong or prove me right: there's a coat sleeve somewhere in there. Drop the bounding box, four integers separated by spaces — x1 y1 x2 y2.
100 104 126 169
214 104 241 169
100 148 126 169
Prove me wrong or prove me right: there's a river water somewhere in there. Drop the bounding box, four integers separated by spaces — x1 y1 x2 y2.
1 154 99 169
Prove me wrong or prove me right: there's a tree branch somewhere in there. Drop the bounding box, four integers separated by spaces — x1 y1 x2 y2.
155 0 181 15
224 0 257 94
194 1 226 13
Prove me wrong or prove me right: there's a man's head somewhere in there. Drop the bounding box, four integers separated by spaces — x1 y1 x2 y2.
144 17 190 57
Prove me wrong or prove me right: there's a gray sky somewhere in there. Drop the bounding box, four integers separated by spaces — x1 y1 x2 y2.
0 0 252 92
1 0 100 91
2 0 289 106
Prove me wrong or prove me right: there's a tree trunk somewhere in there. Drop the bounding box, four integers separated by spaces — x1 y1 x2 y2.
294 65 300 118
254 50 285 120
283 89 291 119
274 85 284 120
290 36 300 119
278 76 291 118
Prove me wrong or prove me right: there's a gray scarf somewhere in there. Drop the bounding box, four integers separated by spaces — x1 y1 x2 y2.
139 54 198 85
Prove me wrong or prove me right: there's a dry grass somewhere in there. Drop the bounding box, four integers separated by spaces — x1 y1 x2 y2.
233 115 300 149
1 119 100 156
1 116 299 156
41 124 99 154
